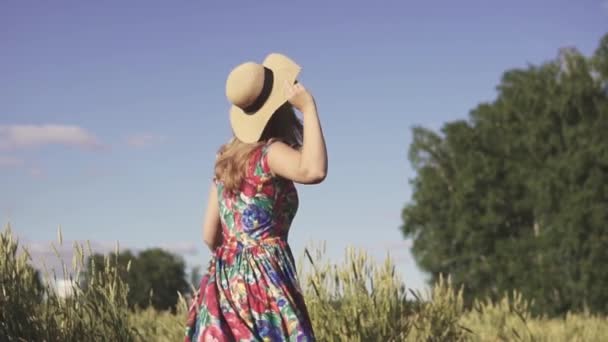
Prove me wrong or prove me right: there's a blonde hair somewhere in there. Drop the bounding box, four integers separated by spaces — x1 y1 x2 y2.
214 103 303 193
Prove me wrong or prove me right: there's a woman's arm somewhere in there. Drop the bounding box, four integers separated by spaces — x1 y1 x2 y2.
267 82 328 184
202 182 222 250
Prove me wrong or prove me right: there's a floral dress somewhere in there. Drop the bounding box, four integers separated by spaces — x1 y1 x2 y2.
185 141 315 342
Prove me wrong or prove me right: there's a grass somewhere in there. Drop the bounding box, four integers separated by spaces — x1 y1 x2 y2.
2 224 607 341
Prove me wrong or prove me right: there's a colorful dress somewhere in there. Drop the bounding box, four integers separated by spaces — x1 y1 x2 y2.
185 141 315 342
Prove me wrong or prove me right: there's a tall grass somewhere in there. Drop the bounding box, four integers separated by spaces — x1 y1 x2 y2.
2 224 607 341
1 223 141 341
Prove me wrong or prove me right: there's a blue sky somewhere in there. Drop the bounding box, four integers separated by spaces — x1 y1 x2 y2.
1 0 606 291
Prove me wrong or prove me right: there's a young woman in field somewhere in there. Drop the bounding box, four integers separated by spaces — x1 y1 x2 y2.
184 53 327 341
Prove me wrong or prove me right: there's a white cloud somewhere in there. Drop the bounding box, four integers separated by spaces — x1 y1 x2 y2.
0 156 24 167
0 156 46 179
28 167 45 178
23 239 108 275
126 133 166 148
158 241 199 256
0 124 102 151
52 279 76 298
20 237 199 276
371 239 413 251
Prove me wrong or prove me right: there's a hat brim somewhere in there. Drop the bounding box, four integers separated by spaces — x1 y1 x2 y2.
229 53 301 143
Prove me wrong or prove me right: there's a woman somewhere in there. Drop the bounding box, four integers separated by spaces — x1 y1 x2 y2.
185 53 327 341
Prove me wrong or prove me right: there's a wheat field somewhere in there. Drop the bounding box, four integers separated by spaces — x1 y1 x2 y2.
1 225 606 341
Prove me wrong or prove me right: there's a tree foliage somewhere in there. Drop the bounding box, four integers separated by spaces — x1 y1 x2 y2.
401 33 608 316
83 248 189 313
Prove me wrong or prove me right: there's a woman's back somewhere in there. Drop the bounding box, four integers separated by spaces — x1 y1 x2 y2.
216 141 299 246
185 142 315 341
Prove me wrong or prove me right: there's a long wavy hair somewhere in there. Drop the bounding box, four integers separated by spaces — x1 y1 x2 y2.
214 102 303 193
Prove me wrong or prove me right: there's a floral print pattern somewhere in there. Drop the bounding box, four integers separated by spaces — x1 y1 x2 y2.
185 142 315 341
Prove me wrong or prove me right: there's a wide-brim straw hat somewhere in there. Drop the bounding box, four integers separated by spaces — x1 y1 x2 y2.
225 53 301 143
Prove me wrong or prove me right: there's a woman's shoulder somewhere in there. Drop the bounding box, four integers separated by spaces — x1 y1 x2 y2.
248 139 290 180
248 141 272 173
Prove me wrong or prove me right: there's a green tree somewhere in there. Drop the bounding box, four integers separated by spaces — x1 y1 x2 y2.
84 248 189 313
401 33 608 316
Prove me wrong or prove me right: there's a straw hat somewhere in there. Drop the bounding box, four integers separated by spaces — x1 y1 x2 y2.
225 53 301 143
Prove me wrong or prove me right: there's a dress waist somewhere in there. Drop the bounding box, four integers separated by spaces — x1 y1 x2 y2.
217 235 286 252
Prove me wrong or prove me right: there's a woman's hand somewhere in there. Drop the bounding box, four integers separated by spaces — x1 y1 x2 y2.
284 81 316 113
